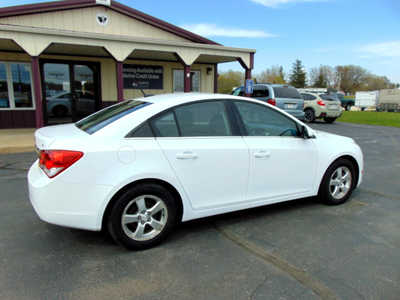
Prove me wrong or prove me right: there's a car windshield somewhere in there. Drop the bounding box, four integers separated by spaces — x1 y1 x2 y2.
76 100 152 134
232 87 243 96
273 87 301 99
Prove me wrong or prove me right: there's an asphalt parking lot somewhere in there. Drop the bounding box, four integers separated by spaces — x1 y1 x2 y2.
1 121 399 300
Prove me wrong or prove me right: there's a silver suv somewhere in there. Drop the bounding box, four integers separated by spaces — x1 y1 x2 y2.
232 84 305 120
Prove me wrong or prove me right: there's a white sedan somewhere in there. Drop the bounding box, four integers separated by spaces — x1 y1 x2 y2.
28 93 363 250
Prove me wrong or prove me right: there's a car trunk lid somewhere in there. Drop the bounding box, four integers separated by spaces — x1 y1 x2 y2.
35 124 89 150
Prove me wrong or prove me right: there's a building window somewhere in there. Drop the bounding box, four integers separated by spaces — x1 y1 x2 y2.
173 69 200 92
0 62 34 110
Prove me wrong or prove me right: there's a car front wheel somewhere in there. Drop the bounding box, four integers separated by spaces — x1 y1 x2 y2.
319 158 355 205
107 183 178 250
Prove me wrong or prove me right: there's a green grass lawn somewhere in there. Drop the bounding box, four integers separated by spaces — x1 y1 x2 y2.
338 111 400 128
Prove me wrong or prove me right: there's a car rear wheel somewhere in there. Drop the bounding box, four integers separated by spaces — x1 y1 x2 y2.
324 117 336 123
319 158 355 205
304 108 315 123
107 183 178 250
52 105 68 117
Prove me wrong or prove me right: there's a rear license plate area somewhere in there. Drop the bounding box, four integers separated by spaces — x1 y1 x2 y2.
285 103 297 109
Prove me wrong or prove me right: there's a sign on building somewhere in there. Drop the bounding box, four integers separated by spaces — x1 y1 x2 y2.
123 64 163 90
245 79 254 95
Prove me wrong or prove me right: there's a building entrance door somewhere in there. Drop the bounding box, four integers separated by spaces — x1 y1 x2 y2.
41 60 101 125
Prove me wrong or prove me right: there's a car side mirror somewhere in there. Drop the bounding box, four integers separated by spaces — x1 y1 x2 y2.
300 125 315 139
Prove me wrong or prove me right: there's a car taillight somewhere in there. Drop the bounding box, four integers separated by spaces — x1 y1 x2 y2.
317 100 326 106
39 150 83 178
267 98 276 106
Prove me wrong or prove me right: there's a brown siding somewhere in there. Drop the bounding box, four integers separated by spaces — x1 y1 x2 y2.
0 111 36 128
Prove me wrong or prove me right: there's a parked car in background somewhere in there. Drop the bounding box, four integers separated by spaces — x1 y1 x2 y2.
28 93 363 250
47 91 95 117
232 84 305 120
335 93 355 111
301 92 343 123
355 91 379 111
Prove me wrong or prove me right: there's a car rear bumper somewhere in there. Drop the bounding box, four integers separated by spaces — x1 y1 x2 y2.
325 110 342 118
28 161 112 231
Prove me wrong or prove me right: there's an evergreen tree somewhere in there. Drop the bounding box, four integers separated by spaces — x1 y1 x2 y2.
289 59 306 88
314 72 327 88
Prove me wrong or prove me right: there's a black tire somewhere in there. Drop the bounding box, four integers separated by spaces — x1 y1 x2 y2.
52 105 68 117
107 183 178 250
318 158 356 205
304 108 315 123
345 104 352 111
324 117 336 123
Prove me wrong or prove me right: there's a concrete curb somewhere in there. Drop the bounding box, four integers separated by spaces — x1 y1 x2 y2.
0 146 35 154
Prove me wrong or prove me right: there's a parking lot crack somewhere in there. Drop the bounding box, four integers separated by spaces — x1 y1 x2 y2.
214 222 339 300
249 274 269 300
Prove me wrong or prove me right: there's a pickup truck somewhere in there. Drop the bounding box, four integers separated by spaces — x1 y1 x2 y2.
336 94 355 111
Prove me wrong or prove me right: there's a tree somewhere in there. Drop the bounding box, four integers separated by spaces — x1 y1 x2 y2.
309 65 335 88
362 75 396 91
289 59 306 88
217 70 244 94
256 65 286 84
335 65 368 94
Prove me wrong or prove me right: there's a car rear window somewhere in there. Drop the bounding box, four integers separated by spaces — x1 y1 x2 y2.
319 94 338 101
273 87 301 99
76 100 152 134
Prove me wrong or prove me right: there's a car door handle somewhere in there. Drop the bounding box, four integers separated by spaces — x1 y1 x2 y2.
176 151 198 160
254 150 271 159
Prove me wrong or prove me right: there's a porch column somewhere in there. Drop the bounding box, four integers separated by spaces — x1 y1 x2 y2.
237 53 254 97
184 65 191 93
31 56 44 128
116 61 124 102
214 64 218 93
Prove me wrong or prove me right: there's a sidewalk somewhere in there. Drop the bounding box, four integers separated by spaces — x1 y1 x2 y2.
0 128 35 154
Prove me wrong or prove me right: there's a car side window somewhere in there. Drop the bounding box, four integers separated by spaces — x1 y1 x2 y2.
129 121 154 138
174 101 232 137
234 101 299 137
151 111 179 137
252 88 269 98
302 93 316 101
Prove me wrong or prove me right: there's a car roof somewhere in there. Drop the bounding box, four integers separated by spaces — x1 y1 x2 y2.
301 91 321 96
236 83 296 89
131 92 239 107
255 83 295 88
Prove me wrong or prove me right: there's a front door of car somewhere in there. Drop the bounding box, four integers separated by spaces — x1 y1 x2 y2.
152 100 249 210
233 101 318 202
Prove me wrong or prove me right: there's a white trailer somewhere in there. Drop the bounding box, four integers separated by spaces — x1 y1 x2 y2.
377 89 400 112
355 91 379 110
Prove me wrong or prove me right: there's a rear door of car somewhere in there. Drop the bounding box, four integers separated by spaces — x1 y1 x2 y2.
273 86 304 113
232 100 317 202
152 100 249 210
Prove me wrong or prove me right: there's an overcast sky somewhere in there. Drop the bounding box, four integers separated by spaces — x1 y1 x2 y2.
3 0 400 83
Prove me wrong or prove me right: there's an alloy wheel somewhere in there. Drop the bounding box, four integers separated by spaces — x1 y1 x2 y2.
121 195 168 241
329 166 352 200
